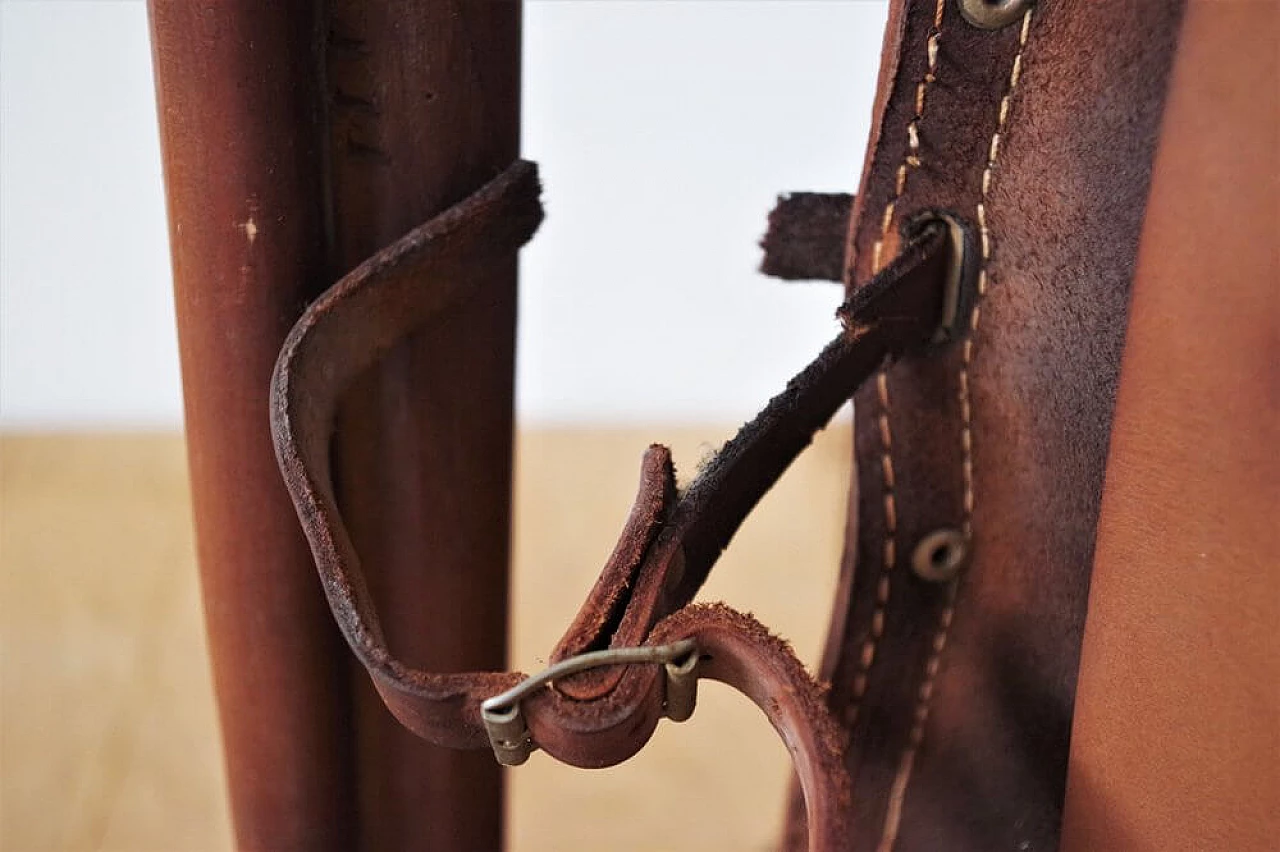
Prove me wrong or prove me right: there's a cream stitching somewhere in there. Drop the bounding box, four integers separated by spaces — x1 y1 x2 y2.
877 10 1034 852
847 0 947 728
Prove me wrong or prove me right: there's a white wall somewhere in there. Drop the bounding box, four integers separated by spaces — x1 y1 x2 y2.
1 0 177 429
0 0 886 429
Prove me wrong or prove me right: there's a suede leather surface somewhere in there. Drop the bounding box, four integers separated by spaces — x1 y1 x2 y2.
761 193 855 283
791 2 1186 849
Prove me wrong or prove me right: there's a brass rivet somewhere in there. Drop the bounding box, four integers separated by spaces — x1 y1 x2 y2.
958 0 1033 31
911 528 967 583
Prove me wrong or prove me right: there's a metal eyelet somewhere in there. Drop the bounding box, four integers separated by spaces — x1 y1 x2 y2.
958 0 1034 31
911 528 968 583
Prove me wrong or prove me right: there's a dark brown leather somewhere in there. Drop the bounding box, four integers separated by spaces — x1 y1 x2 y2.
761 193 855 283
272 160 959 849
1061 2 1280 849
791 1 1186 849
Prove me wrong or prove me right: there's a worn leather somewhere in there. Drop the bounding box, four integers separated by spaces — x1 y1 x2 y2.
1061 2 1280 849
789 1 1186 849
272 159 960 849
761 193 855 283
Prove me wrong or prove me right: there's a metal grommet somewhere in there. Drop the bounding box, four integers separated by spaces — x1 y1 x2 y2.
958 0 1033 31
911 528 968 583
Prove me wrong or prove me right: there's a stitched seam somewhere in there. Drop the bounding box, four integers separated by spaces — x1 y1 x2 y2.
876 10 1034 852
847 0 947 729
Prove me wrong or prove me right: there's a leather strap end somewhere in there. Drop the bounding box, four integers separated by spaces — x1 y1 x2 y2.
760 192 855 283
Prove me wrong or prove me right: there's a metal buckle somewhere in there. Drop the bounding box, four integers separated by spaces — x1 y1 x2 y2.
481 639 700 766
905 211 973 346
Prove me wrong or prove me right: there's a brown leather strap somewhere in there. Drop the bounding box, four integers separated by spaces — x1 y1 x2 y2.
272 158 953 848
760 192 855 283
271 161 543 751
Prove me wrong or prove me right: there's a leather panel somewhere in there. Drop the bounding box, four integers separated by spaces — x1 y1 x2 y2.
1062 2 1279 848
799 2 1186 848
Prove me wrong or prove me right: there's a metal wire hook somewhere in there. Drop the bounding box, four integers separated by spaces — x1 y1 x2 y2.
481 639 700 766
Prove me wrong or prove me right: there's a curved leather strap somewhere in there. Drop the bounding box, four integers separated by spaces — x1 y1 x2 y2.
271 159 952 849
649 604 854 849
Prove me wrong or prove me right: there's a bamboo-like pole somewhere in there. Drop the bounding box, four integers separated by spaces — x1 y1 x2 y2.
325 3 518 849
149 4 357 849
149 2 519 848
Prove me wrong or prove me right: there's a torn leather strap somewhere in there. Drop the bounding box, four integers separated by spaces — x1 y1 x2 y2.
272 159 954 849
760 192 855 283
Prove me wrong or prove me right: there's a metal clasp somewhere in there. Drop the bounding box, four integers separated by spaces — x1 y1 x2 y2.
906 211 974 345
481 639 700 766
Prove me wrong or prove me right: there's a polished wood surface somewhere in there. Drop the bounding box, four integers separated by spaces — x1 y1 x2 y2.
1 425 846 851
148 3 358 845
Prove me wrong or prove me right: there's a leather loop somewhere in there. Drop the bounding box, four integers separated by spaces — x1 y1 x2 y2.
271 161 543 748
272 159 953 847
650 605 854 851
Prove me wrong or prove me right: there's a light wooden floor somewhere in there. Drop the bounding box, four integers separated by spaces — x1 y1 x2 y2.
1 426 850 851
